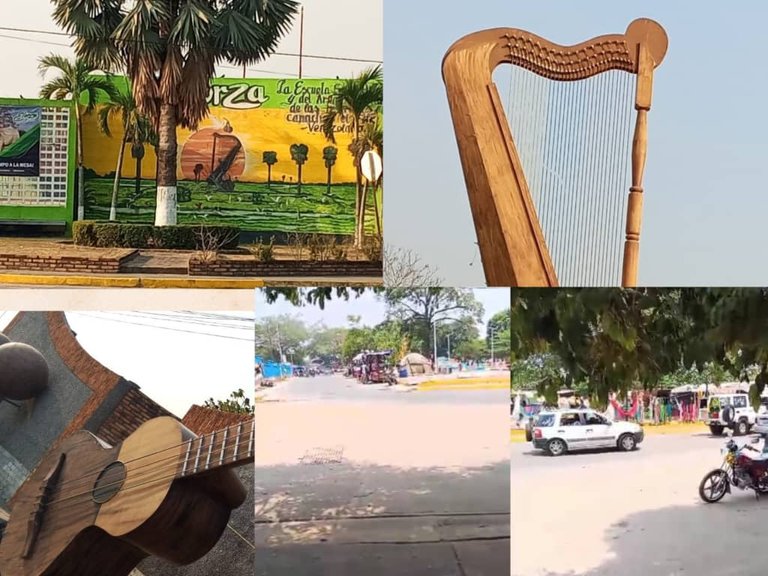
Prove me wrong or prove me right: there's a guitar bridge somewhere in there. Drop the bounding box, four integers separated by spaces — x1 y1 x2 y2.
22 453 66 559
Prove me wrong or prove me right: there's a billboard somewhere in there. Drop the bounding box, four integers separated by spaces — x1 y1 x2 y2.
82 78 380 236
0 106 41 177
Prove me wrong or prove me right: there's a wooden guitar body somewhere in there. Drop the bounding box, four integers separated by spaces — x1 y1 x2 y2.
0 417 248 576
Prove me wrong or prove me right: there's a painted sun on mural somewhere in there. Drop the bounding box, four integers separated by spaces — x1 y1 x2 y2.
81 77 381 241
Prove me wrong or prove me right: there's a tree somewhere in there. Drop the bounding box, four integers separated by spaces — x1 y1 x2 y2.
53 0 299 226
97 81 156 220
487 308 511 361
322 65 383 247
38 54 114 220
263 150 278 188
254 315 308 363
289 143 308 191
323 145 337 194
262 287 382 309
384 288 484 360
384 245 442 287
204 388 253 415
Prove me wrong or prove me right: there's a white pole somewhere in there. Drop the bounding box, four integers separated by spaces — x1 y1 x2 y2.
433 321 438 373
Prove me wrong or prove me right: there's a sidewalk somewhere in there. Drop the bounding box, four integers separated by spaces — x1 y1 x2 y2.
400 371 511 391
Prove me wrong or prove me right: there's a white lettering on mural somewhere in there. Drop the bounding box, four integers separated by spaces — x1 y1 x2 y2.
207 84 270 109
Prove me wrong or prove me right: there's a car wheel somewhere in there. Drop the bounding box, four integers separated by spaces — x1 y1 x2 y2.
547 438 567 457
618 433 636 452
736 419 749 436
709 425 724 436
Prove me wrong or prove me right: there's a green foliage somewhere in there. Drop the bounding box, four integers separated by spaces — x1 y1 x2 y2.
361 235 383 261
252 236 275 262
72 221 240 249
510 288 768 404
203 389 254 415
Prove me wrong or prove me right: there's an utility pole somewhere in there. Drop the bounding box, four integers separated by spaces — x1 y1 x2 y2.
490 327 495 365
298 5 305 79
275 321 284 377
432 320 438 373
447 334 451 359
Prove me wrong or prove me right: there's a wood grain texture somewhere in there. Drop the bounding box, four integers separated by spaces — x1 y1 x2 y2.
0 417 250 576
442 19 667 287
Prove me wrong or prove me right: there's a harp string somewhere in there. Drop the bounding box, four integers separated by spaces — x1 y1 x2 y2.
501 66 635 286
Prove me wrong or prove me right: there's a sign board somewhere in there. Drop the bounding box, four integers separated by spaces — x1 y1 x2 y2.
361 150 382 182
0 106 41 177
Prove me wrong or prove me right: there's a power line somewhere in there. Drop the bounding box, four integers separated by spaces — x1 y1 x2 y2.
74 313 254 342
0 25 382 64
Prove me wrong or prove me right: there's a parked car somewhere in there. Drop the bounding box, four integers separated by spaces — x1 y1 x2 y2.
531 409 644 456
705 393 756 436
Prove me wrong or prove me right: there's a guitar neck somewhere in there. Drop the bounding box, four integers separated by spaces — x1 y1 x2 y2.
177 419 255 479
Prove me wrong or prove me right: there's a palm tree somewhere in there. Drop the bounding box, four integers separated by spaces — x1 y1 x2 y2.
97 82 156 220
359 117 383 238
322 65 383 247
52 0 298 226
289 144 308 192
263 151 278 188
38 54 115 221
323 146 337 195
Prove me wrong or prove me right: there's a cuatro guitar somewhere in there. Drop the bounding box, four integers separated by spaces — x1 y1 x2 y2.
0 416 254 576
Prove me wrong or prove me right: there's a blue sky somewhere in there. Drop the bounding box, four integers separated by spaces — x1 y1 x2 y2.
384 1 768 286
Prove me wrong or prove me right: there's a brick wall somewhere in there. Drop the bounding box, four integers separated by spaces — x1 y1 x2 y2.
97 387 175 446
182 404 253 436
0 254 130 274
189 258 383 278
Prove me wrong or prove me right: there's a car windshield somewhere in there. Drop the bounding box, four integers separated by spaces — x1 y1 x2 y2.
536 414 556 427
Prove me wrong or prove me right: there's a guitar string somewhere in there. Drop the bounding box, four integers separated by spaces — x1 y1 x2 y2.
37 436 256 518
37 425 255 508
49 420 254 491
43 429 253 507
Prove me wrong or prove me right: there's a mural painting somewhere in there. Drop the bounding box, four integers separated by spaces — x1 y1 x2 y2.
81 78 380 236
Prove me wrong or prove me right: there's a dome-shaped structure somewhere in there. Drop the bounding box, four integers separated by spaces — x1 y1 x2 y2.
0 342 49 401
0 332 10 346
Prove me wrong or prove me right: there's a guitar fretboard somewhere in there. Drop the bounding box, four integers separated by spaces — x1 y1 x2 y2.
179 419 255 478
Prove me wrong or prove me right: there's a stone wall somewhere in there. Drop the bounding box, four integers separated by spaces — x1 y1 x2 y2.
0 252 135 274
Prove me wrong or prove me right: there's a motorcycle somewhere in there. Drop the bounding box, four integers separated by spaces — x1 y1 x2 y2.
699 437 768 503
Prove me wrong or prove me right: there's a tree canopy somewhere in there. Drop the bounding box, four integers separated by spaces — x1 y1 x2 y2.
510 288 768 406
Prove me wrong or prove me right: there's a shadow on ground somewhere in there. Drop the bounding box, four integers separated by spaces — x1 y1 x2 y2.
255 460 509 576
535 493 768 576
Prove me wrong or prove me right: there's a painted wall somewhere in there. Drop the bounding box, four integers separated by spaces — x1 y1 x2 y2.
0 99 76 230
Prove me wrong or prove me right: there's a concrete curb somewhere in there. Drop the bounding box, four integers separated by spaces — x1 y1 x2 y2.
0 273 266 288
418 376 510 387
419 382 510 392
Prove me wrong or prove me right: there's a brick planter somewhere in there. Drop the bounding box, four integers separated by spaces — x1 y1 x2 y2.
0 249 137 274
189 257 383 277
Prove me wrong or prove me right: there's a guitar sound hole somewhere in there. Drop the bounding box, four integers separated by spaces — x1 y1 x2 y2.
92 461 127 504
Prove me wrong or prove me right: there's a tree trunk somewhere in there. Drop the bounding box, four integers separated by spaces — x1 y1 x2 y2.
75 105 85 221
357 179 369 248
135 153 143 198
155 102 178 226
327 164 332 195
353 118 362 248
297 164 303 192
267 165 272 189
109 134 128 221
372 179 381 239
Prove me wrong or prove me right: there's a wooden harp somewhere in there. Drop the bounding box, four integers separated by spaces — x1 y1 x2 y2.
442 19 668 286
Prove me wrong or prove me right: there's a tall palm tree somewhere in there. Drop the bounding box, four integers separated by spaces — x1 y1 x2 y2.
323 146 337 195
262 150 278 188
52 0 298 226
38 54 115 221
359 117 383 238
289 144 308 192
322 65 383 247
97 82 156 220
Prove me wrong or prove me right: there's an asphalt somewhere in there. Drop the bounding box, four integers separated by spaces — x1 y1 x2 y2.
257 374 509 404
511 431 768 576
254 375 510 575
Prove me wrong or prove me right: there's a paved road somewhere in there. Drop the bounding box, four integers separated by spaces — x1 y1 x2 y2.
258 374 507 405
255 400 510 575
512 432 768 576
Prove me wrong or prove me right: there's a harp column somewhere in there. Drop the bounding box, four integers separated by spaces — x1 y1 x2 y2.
622 44 654 287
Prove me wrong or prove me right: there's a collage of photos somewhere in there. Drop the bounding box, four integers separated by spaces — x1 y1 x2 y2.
4 0 768 576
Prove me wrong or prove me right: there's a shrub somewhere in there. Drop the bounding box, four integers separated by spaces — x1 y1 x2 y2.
120 224 153 248
307 234 337 261
72 221 97 246
251 236 275 262
362 235 383 261
93 223 121 247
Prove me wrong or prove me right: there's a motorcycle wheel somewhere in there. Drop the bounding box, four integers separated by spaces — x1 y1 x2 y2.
699 469 729 503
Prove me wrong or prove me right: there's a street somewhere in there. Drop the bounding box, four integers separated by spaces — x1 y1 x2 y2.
254 374 509 575
257 373 508 404
512 431 768 576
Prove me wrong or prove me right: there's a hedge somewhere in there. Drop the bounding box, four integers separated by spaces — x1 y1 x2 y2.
73 221 240 250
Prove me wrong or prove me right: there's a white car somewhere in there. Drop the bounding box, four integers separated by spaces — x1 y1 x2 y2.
531 409 644 456
704 393 757 436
